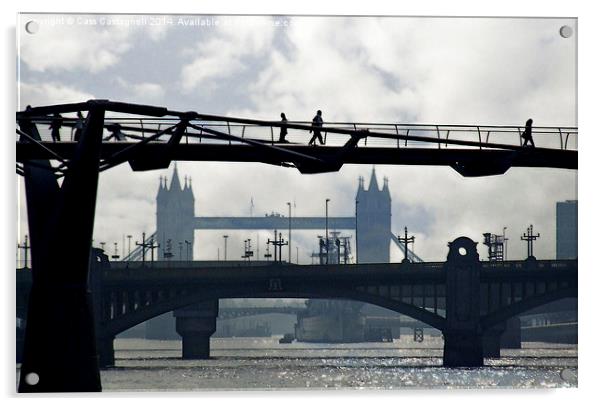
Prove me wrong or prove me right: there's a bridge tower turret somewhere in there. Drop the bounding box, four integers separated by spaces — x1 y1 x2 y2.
156 164 195 260
355 167 391 263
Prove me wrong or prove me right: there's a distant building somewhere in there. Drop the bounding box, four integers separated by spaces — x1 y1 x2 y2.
356 168 391 263
556 200 577 259
156 165 195 260
148 165 195 339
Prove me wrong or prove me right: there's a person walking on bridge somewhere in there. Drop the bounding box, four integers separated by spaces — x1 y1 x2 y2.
49 113 63 142
308 109 325 145
278 112 288 143
521 118 535 147
73 111 85 141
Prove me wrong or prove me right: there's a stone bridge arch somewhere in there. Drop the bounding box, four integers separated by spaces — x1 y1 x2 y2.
103 284 446 340
480 286 577 331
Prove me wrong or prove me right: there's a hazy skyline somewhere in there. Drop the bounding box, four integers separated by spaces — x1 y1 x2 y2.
16 14 577 263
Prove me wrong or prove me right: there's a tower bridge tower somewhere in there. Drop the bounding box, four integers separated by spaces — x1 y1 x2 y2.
148 165 196 340
156 165 195 260
355 167 392 263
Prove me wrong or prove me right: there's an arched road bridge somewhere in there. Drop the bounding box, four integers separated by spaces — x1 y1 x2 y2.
17 237 576 369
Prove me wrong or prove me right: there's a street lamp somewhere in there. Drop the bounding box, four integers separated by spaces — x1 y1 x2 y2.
287 202 292 263
355 198 359 264
502 227 508 261
112 242 119 260
127 235 132 257
185 240 192 261
325 198 330 264
223 235 229 261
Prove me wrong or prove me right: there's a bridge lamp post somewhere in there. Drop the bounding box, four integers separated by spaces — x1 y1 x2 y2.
355 199 359 264
503 227 508 261
112 242 119 260
185 240 192 261
223 235 229 261
127 235 132 257
17 235 29 268
325 198 330 264
287 202 292 263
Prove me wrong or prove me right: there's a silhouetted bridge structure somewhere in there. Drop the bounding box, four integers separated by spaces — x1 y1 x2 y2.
17 238 576 368
17 100 577 177
15 100 578 392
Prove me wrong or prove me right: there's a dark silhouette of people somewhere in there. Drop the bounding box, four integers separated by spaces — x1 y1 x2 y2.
49 113 63 142
521 118 535 147
104 123 126 141
278 112 288 142
73 111 85 141
308 109 324 145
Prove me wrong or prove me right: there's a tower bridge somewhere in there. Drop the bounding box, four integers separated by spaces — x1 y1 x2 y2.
15 100 578 392
131 164 421 265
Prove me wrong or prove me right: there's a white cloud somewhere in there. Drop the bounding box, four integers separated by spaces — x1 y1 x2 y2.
18 81 95 109
18 14 172 73
115 77 165 103
20 22 131 73
180 16 276 91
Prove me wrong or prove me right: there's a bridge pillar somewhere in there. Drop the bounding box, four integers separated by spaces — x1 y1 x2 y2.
18 105 105 392
443 237 483 367
16 327 25 363
500 317 522 349
97 336 115 368
175 300 218 359
482 324 505 358
482 317 522 358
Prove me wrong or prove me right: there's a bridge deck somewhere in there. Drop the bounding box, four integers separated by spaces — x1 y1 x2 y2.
16 142 576 170
195 216 355 230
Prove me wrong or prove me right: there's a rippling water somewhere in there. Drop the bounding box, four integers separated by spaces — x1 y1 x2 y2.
94 337 577 391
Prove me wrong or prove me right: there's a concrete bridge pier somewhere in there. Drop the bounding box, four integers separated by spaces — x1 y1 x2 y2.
443 237 484 367
482 317 522 358
443 329 484 366
97 336 115 367
482 324 505 358
175 300 219 359
16 327 25 363
500 317 522 349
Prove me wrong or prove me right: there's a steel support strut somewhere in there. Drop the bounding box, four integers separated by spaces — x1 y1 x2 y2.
18 104 105 392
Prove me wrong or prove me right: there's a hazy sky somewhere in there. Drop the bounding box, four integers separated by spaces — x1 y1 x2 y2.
16 14 577 263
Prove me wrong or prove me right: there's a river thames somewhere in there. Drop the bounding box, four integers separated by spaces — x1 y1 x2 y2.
76 336 579 391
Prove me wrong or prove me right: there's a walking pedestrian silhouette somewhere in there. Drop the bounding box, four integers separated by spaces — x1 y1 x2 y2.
73 111 84 141
308 110 324 145
278 112 288 143
521 118 535 147
104 123 126 141
49 113 63 142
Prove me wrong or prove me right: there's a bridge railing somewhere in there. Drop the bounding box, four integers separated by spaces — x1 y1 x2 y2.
481 259 577 271
18 115 578 152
